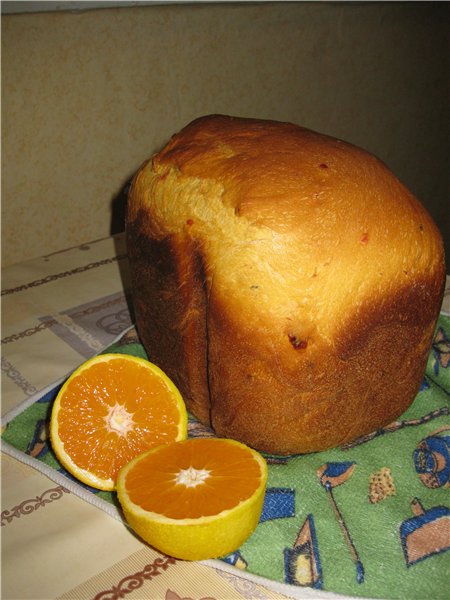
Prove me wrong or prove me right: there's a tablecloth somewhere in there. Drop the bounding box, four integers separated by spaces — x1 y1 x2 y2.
2 233 449 600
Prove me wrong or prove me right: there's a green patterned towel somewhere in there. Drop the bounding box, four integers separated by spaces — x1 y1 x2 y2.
2 316 449 599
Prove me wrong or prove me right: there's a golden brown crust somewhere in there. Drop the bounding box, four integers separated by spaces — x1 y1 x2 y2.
126 218 211 425
127 114 446 454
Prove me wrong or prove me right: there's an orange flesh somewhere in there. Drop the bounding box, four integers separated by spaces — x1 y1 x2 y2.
124 438 263 519
57 359 181 480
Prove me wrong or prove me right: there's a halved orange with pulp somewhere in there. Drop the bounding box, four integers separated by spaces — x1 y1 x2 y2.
117 437 268 560
50 353 187 491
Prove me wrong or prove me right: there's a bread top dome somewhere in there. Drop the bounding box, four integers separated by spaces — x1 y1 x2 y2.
129 114 445 360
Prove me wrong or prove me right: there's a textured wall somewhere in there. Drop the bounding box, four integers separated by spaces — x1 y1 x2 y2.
2 2 449 266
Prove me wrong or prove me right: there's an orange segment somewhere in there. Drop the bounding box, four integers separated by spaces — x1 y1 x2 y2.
117 438 268 560
50 354 188 491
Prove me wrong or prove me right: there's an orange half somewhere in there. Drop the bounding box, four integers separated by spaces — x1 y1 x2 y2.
50 353 188 490
117 437 268 560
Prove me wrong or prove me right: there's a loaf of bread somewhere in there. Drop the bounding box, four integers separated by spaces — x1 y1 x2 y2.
126 115 445 454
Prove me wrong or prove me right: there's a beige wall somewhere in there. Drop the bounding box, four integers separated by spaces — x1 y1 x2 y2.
2 2 449 267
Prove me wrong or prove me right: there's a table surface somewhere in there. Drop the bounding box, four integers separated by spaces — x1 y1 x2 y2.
2 233 449 600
